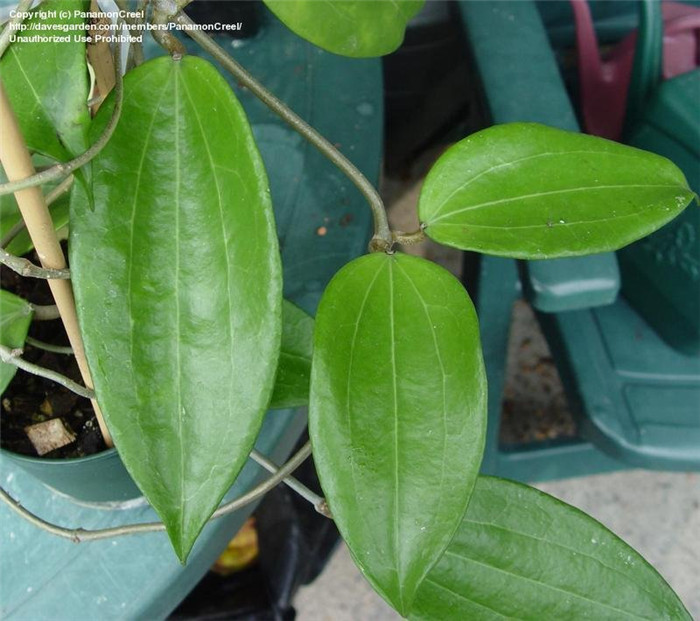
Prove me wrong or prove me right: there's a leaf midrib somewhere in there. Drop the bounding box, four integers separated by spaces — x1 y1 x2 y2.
174 67 185 541
428 184 684 226
425 148 663 221
431 206 676 231
388 260 402 605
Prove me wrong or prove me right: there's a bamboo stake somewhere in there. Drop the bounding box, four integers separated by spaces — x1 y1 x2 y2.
0 80 113 447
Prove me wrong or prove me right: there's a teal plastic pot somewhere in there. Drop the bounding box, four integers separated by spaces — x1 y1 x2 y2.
0 446 141 503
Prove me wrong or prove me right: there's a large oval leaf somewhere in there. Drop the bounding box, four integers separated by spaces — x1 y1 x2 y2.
419 123 696 259
269 300 313 410
70 56 282 561
411 476 690 620
0 290 33 394
0 0 90 160
263 0 424 58
309 252 486 615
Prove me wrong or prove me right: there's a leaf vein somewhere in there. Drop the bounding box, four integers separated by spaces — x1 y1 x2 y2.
426 149 661 221
428 184 684 225
443 550 651 619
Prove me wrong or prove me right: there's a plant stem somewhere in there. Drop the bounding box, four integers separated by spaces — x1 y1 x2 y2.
0 441 314 542
249 448 330 516
0 0 32 58
0 82 112 446
25 336 74 355
127 0 149 68
0 248 71 279
151 1 185 58
0 345 95 399
0 41 124 198
29 304 61 320
175 12 393 253
393 228 426 246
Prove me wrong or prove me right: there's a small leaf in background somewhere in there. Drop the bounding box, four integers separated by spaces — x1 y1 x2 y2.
419 123 695 259
263 0 424 57
310 252 486 615
0 155 71 255
4 200 70 257
0 290 33 394
269 300 313 410
411 476 691 620
70 56 282 562
0 0 90 161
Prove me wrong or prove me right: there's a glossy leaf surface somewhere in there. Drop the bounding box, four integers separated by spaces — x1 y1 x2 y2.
263 0 424 57
0 0 90 160
269 301 313 410
70 56 282 561
412 476 691 620
419 123 695 259
0 290 33 394
310 252 486 615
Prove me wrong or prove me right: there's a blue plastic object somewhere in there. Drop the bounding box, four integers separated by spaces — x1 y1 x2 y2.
459 0 625 482
0 6 382 618
460 0 700 479
458 0 620 315
619 4 700 355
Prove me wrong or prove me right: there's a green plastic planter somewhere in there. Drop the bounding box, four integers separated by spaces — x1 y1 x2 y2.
0 446 141 503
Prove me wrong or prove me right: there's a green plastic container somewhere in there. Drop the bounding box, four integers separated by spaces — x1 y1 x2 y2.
619 69 700 356
0 446 141 503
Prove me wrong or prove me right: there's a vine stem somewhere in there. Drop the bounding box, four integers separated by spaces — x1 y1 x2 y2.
0 345 95 399
25 337 74 355
393 228 426 246
0 248 71 279
0 82 112 446
249 448 330 516
30 304 61 321
0 39 124 198
174 11 393 253
0 442 315 542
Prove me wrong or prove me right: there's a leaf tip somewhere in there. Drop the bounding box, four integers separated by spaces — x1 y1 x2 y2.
169 529 195 565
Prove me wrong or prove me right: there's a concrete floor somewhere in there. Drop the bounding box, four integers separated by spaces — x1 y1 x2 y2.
294 171 700 619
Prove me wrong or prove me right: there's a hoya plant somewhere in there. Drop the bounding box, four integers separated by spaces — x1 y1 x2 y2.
0 0 695 618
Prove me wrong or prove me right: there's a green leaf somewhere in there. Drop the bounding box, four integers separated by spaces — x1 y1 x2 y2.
411 476 691 620
263 0 424 57
419 123 696 259
0 0 90 161
4 199 70 257
269 300 313 410
309 252 486 615
0 155 70 254
0 290 33 394
70 56 282 562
